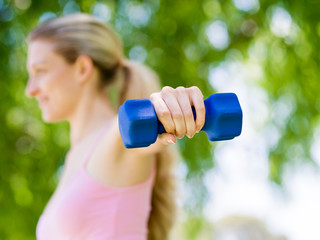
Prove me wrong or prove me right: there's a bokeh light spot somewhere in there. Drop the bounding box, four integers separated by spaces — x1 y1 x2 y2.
63 0 80 15
39 12 57 23
270 7 292 38
129 45 148 63
206 20 230 51
0 5 15 22
92 3 112 22
14 0 31 10
126 2 151 27
232 0 260 12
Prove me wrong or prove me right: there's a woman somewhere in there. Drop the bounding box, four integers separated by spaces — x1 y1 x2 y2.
26 13 205 240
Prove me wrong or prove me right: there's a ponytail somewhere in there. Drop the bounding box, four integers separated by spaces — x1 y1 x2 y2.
118 60 178 240
117 60 161 105
148 148 178 240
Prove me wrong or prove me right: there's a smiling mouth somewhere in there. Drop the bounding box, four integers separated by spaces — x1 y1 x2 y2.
38 98 48 107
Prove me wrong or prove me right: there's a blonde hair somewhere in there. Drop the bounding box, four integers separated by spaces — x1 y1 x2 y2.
28 13 177 240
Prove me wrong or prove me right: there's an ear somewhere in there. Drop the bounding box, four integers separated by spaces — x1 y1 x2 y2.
74 55 94 84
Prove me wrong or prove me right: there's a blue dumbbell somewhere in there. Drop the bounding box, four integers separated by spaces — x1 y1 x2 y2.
118 93 243 148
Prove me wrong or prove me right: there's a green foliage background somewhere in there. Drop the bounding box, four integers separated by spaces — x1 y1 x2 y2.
1 0 320 239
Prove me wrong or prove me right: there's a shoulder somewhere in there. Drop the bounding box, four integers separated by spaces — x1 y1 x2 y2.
86 116 157 187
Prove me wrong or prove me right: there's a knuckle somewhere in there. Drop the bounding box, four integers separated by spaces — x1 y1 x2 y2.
176 86 186 93
171 112 183 120
167 127 175 134
149 92 160 102
149 93 156 100
175 128 185 138
197 106 206 113
197 120 205 127
189 86 199 92
186 123 196 134
189 86 203 97
161 86 174 95
157 109 170 119
185 112 194 120
164 123 175 133
197 118 205 127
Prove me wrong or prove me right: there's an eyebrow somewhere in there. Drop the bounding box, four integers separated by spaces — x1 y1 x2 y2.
26 60 48 71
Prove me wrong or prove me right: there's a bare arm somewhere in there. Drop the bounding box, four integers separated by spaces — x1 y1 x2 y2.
88 86 205 187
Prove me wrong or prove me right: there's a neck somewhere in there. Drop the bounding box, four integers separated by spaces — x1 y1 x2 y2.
68 91 116 148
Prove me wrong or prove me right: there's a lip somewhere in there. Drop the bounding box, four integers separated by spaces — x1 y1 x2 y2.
37 97 48 107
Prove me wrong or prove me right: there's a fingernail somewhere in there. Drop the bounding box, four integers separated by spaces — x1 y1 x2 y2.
168 139 175 144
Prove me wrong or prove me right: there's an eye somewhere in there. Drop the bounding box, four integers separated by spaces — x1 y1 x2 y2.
35 68 47 74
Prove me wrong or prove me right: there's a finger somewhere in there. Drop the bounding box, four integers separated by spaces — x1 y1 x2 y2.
188 87 205 132
175 87 196 138
161 87 186 139
150 92 175 134
158 133 177 145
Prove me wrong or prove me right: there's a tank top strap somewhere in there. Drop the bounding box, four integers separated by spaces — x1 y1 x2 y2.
82 119 113 168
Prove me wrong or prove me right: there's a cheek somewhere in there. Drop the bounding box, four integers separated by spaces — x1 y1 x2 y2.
44 66 77 93
41 67 79 113
35 63 79 122
54 74 78 107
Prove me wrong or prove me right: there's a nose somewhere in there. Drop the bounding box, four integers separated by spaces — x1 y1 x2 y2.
25 78 40 97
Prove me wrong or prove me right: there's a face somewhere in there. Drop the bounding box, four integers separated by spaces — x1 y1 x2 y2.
26 40 80 122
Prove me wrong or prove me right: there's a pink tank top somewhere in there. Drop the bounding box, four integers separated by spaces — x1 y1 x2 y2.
36 123 156 240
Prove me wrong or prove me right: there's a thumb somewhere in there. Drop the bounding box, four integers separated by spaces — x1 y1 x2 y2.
158 133 177 145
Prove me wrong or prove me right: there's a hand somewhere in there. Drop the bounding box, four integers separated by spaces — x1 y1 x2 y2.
150 86 205 145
